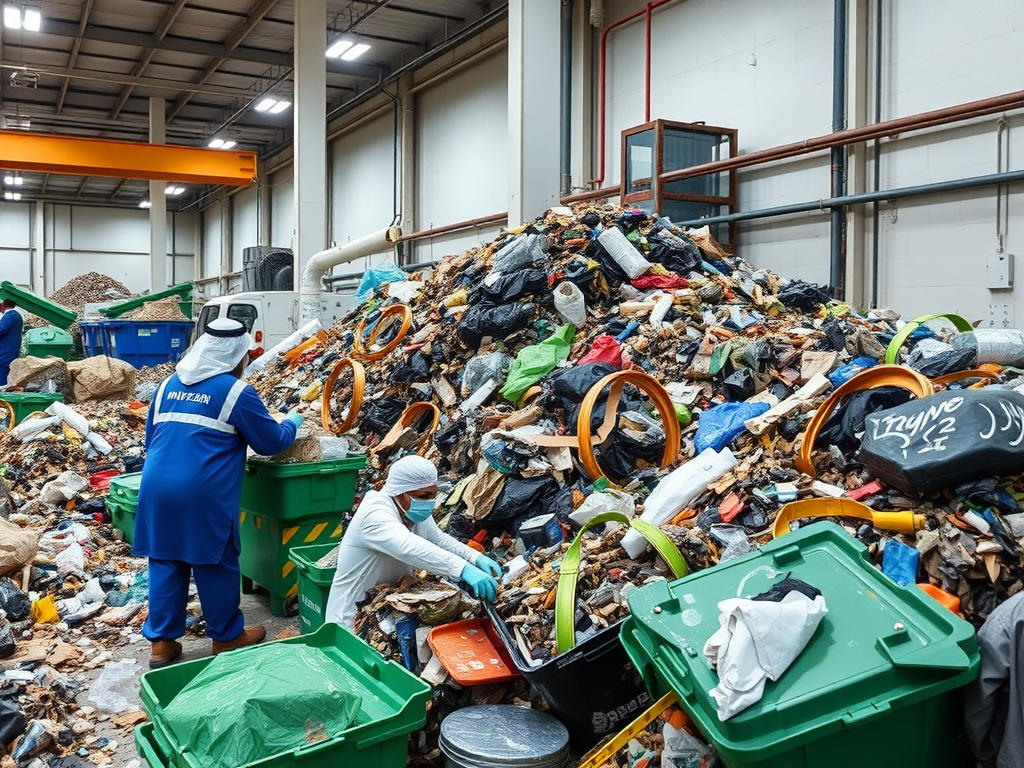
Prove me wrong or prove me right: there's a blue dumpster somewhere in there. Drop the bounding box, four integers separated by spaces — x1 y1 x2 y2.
101 320 194 367
79 321 108 358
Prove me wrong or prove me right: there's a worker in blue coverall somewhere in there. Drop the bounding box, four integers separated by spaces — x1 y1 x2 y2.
0 300 24 386
135 317 302 668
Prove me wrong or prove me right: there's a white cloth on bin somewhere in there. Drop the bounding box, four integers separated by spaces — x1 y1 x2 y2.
704 591 828 721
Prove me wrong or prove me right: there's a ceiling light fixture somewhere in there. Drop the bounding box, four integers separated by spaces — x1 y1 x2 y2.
254 97 290 114
3 4 40 31
139 200 152 209
326 39 354 59
3 175 23 186
254 97 276 112
340 43 371 61
165 185 186 196
268 100 291 114
207 138 237 150
4 192 21 201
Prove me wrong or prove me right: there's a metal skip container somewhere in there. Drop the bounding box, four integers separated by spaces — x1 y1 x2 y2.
439 705 569 768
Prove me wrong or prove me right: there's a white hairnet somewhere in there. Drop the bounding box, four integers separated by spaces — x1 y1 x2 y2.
176 318 254 385
381 456 439 497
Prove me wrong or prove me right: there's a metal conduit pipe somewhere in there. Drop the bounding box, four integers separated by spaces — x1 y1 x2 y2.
831 0 848 296
870 0 884 308
671 168 1024 228
561 0 574 196
393 213 508 243
660 88 1024 185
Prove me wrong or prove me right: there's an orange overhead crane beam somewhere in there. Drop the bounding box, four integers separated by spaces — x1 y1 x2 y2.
0 131 257 186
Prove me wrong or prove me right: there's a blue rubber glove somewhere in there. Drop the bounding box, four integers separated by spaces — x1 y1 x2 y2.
284 410 304 428
476 554 502 578
460 563 498 602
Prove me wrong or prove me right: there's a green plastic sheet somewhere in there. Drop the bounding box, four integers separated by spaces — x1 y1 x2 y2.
162 644 362 768
500 323 575 403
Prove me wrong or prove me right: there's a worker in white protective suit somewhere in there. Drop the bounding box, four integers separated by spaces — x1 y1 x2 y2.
325 455 501 628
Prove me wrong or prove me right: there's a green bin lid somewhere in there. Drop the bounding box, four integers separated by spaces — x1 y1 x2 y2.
625 523 978 757
109 472 143 493
24 327 74 345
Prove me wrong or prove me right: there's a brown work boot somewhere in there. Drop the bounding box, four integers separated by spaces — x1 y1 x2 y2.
149 640 183 669
211 625 267 655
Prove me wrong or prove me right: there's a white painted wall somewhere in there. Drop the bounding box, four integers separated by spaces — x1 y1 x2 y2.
328 113 397 278
412 49 508 263
231 185 259 273
0 202 32 288
202 205 223 279
270 167 295 252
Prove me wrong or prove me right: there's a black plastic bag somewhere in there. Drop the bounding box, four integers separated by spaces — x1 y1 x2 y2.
0 578 30 622
434 418 466 449
744 339 773 372
778 280 833 311
483 476 560 530
361 397 406 436
819 316 848 352
912 348 977 378
550 362 618 404
391 351 431 383
585 240 631 284
647 228 703 275
457 302 536 349
471 269 548 306
816 387 912 453
0 699 25 746
723 368 756 401
596 430 663 483
493 234 549 274
859 389 1024 493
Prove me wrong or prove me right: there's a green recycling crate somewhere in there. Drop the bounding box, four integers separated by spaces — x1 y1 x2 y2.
240 455 366 521
240 511 345 617
105 473 142 545
0 392 63 427
621 522 979 768
23 326 75 360
137 622 430 768
289 543 338 635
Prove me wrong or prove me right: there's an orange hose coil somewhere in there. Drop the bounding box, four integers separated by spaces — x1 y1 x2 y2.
376 401 441 457
352 304 413 361
321 358 365 435
577 371 681 488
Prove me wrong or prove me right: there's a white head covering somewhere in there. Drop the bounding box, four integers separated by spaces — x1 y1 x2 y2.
176 318 254 386
381 455 439 497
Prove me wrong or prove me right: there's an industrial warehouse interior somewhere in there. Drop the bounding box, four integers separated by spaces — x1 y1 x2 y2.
0 1 1022 767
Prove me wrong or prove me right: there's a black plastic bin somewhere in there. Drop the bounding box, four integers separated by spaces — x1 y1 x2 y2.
485 603 652 750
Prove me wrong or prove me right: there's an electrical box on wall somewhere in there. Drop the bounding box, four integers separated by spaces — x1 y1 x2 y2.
986 253 1014 290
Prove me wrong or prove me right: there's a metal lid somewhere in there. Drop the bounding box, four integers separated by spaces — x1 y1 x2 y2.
439 705 569 768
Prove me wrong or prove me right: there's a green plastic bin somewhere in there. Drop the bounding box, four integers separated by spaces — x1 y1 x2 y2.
240 456 366 521
108 472 142 506
105 498 137 546
137 623 429 768
0 392 63 427
621 522 980 768
289 544 338 635
240 511 345 617
23 326 75 360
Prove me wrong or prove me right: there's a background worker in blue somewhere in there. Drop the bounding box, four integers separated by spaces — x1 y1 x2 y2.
135 317 302 668
0 300 24 386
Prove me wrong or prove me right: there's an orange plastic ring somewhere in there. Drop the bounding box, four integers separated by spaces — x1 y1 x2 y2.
932 366 1001 389
577 371 681 488
796 365 934 477
376 401 441 457
352 304 413 361
321 358 365 435
0 399 13 432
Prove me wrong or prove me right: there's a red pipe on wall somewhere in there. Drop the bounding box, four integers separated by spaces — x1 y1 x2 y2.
595 0 681 188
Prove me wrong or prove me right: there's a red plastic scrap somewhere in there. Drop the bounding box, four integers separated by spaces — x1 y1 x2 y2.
846 480 884 502
578 335 623 367
719 492 745 523
632 273 689 290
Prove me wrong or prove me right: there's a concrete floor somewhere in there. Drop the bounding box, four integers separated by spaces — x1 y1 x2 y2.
77 591 297 768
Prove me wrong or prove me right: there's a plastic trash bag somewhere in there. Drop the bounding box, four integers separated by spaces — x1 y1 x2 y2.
723 369 756 401
391 351 430 383
361 397 406 436
553 281 587 324
458 302 536 349
817 386 912 453
882 538 919 587
819 316 847 352
578 335 622 367
778 280 833 311
647 227 703 276
694 401 770 453
568 490 634 527
0 578 30 621
472 269 548 307
662 721 717 768
500 324 575 403
484 475 560 530
492 234 549 274
952 329 1024 367
163 644 362 768
913 348 977 378
356 262 407 303
597 226 653 279
859 389 1024 493
461 352 512 397
828 355 877 387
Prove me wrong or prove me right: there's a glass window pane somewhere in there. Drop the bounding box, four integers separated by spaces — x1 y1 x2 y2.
625 130 655 194
226 303 259 333
662 130 730 197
